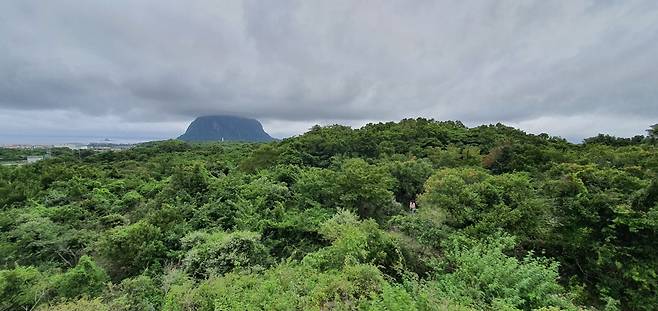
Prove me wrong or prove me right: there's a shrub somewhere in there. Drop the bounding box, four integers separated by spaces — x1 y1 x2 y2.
182 231 271 279
55 255 109 299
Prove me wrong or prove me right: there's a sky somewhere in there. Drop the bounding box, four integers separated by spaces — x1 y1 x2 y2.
1 0 657 144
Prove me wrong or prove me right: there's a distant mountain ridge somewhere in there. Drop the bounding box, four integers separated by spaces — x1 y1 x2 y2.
178 115 274 142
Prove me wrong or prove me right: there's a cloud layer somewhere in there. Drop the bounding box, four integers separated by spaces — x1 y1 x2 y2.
1 0 657 142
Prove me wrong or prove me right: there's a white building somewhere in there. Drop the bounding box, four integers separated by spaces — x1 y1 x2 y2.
54 143 88 150
26 156 44 163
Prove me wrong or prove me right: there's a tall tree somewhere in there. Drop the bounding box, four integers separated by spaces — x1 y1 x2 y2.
647 124 658 140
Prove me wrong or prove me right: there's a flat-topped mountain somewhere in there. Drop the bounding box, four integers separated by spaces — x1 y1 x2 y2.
178 115 274 142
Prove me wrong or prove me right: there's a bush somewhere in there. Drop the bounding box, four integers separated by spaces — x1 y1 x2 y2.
418 168 552 242
107 274 163 311
303 210 405 278
37 297 110 311
163 263 394 311
0 266 52 311
98 221 167 279
55 255 109 299
424 234 574 310
182 231 272 279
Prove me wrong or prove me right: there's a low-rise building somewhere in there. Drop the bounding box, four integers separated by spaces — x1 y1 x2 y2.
26 156 44 163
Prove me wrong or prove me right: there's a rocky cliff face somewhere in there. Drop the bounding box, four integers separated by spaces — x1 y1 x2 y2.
178 115 274 142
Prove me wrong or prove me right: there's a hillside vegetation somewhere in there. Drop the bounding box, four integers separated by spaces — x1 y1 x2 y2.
1 119 657 310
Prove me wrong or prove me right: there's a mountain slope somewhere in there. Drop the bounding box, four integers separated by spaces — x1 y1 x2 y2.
178 115 274 142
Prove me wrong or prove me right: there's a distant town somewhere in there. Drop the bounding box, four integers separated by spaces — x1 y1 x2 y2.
1 142 137 151
0 142 137 166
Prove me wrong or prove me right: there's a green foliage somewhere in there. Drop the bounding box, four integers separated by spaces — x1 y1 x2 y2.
361 283 418 311
388 207 450 249
427 234 573 310
648 124 658 139
303 210 402 274
543 164 658 309
334 158 399 221
261 207 330 259
0 266 51 311
239 143 281 172
54 255 109 299
37 297 111 311
182 231 271 279
163 263 393 311
419 168 552 242
170 161 210 195
107 274 163 311
427 145 482 168
98 221 167 279
386 157 434 204
292 167 340 209
1 119 657 310
1 210 90 267
584 134 647 147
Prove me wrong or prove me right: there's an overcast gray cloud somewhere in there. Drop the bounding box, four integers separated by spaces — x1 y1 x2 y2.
0 0 657 143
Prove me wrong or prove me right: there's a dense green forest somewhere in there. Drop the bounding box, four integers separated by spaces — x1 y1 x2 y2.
1 119 657 310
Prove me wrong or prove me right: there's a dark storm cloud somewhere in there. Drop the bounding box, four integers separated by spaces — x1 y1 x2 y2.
0 0 657 141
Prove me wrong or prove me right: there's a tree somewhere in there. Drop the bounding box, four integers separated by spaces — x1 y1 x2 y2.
335 158 399 221
182 231 271 279
107 274 163 311
647 124 658 142
386 158 433 204
170 162 211 195
98 221 167 279
0 266 51 311
543 164 657 309
418 167 552 242
302 210 402 273
55 255 109 299
425 234 574 310
239 144 281 172
2 212 89 268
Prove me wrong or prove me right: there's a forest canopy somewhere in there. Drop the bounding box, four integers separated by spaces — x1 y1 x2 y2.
1 119 657 310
